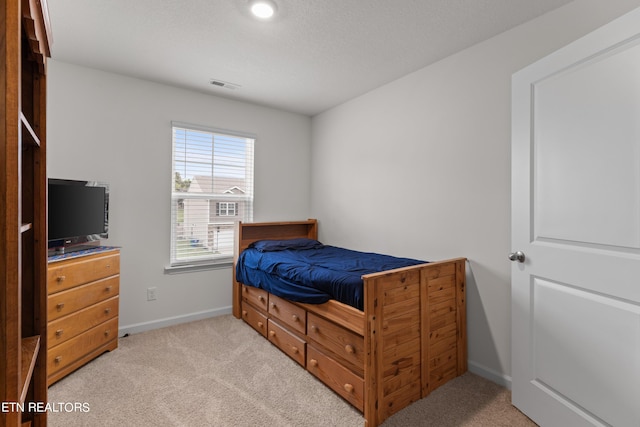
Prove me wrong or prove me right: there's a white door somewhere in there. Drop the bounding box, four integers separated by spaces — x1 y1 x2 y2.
511 8 640 427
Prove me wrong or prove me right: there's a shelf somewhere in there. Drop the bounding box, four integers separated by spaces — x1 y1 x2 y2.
19 336 40 404
20 113 40 147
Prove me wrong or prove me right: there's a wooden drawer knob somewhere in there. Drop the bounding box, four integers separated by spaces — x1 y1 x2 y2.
54 356 62 364
309 359 318 367
56 275 65 282
55 329 63 337
242 310 248 317
56 303 65 310
344 383 354 393
270 302 276 309
104 330 111 337
269 330 276 337
292 346 298 354
257 321 264 328
105 308 111 314
292 314 298 322
258 295 265 302
345 344 354 354
310 325 318 333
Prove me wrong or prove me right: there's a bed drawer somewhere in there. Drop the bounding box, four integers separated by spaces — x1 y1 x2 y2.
48 276 120 321
241 301 268 338
268 319 306 367
268 294 306 335
307 345 364 412
48 296 119 347
307 313 364 372
242 285 268 312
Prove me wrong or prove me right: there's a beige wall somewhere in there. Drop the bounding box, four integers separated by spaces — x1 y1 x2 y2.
47 61 312 333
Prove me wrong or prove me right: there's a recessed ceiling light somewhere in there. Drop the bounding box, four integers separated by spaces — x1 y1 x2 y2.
250 0 277 20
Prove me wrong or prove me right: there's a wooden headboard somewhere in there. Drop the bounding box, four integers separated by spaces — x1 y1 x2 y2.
234 219 318 260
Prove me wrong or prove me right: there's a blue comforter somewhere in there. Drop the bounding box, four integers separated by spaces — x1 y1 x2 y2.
235 239 426 310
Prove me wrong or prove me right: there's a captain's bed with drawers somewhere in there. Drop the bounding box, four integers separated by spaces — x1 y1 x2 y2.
232 219 467 427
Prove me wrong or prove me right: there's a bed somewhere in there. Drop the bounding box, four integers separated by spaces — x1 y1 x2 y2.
232 219 467 427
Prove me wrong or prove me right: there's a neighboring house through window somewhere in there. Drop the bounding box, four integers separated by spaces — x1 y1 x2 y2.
170 122 254 268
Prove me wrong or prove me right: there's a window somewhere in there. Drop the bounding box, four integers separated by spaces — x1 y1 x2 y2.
215 202 238 217
170 122 254 268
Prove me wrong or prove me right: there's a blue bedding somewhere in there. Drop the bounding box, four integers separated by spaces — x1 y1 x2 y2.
235 238 426 310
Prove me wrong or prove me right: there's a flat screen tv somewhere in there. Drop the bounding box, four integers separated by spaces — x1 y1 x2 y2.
48 178 109 254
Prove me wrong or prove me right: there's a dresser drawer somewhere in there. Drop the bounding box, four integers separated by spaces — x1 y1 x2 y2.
48 276 119 321
268 294 306 335
241 301 268 338
48 296 119 348
241 285 268 312
48 251 120 294
268 319 306 367
48 317 118 376
307 345 364 411
307 313 364 373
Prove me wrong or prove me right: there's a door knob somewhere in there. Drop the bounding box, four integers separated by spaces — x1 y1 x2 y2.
508 251 525 263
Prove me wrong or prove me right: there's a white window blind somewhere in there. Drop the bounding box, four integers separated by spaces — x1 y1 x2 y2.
170 122 254 267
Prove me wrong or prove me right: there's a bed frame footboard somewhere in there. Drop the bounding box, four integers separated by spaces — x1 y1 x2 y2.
362 258 467 426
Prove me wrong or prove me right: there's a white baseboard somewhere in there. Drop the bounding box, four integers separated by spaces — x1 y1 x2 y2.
468 360 512 389
118 306 232 336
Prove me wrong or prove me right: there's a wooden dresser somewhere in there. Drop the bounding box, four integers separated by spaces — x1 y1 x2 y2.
47 248 120 386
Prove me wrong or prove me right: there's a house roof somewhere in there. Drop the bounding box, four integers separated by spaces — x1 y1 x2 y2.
189 176 248 195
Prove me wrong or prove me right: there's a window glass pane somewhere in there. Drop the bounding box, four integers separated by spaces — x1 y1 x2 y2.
171 124 254 265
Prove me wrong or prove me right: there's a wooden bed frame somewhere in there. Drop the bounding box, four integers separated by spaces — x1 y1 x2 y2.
232 219 467 427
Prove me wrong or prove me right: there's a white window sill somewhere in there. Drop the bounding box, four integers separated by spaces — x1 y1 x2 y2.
164 259 233 274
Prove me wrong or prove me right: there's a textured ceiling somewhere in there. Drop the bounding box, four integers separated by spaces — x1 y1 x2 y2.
47 0 572 116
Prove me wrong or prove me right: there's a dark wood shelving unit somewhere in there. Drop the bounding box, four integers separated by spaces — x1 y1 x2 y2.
1 0 52 426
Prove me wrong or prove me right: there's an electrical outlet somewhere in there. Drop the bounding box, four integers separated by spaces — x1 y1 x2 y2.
147 287 157 301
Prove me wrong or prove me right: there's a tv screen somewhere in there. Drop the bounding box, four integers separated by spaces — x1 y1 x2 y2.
48 179 109 251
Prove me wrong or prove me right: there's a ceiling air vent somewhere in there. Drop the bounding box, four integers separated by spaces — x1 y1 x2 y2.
209 79 241 90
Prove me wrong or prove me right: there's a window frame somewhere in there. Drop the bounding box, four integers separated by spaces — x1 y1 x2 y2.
166 121 255 273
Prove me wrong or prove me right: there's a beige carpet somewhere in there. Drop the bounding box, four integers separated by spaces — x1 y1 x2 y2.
48 315 536 426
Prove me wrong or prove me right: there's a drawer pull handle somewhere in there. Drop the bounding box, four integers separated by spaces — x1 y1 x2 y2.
56 275 66 282
257 321 264 328
54 356 62 364
105 286 112 292
104 330 111 337
292 346 298 354
105 308 111 314
344 383 354 393
292 314 298 322
270 302 276 309
258 295 265 302
309 359 318 367
345 344 354 354
269 330 276 337
242 310 248 317
55 329 63 337
56 303 65 310
310 325 318 333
